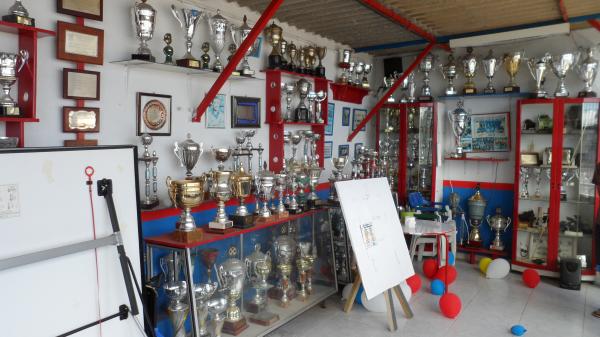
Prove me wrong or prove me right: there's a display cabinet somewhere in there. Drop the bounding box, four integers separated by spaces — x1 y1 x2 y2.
329 207 354 285
144 209 336 337
513 98 599 280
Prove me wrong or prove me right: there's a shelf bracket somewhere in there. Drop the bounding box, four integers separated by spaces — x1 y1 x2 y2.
589 19 600 32
193 0 284 123
347 42 435 142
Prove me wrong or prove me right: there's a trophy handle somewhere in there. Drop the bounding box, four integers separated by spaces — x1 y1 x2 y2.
170 5 183 28
17 50 29 73
505 217 512 232
217 265 225 288
166 176 175 204
173 142 184 167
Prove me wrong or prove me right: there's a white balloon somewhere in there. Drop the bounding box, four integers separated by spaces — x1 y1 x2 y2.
486 258 510 279
361 282 411 313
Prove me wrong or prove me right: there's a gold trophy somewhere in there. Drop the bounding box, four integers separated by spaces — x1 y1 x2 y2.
230 164 254 229
166 176 206 242
207 170 234 233
503 51 524 93
266 21 283 69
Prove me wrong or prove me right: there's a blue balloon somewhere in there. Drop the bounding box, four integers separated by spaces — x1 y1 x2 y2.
356 285 364 305
511 325 527 336
430 279 445 295
448 252 455 266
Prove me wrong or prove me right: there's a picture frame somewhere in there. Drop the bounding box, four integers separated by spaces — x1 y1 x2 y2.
57 21 104 65
248 37 262 58
352 108 367 132
206 94 226 129
62 107 99 133
57 0 104 21
324 141 333 159
63 68 100 100
342 107 350 126
354 143 363 158
338 144 350 157
136 92 172 136
325 103 335 136
231 96 261 128
520 152 539 166
459 112 510 153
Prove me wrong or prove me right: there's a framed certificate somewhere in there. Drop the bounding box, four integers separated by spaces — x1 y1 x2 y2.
57 21 104 65
62 107 100 133
57 0 103 21
63 68 100 100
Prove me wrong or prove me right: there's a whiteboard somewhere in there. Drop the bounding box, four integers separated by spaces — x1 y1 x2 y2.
0 146 144 337
335 178 414 300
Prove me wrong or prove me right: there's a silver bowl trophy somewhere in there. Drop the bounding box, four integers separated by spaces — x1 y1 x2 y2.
217 246 249 335
171 5 202 68
550 52 579 97
0 50 28 116
270 234 296 307
207 296 228 337
132 0 156 62
212 147 233 171
138 134 159 209
467 184 487 247
164 281 189 337
194 282 218 337
174 133 203 178
245 244 280 325
3 0 34 26
482 49 501 94
487 207 511 251
461 47 478 95
503 51 524 92
440 53 458 96
231 15 258 76
447 100 469 158
527 53 551 98
418 53 434 101
207 170 234 231
328 157 348 203
576 47 598 97
208 10 230 73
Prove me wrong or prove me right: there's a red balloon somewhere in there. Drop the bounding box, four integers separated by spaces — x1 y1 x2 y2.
522 269 540 288
439 292 462 318
423 259 438 279
406 274 422 294
435 265 457 285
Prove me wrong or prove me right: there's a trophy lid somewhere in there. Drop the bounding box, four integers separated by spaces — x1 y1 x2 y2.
220 246 244 273
9 0 29 17
135 0 154 12
468 184 486 202
211 9 227 22
240 15 251 31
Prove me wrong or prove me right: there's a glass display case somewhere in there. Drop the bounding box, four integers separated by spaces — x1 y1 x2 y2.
144 209 337 337
513 98 599 280
329 207 355 285
375 105 400 192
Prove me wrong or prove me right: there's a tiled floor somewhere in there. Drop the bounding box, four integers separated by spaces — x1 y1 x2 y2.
266 260 600 337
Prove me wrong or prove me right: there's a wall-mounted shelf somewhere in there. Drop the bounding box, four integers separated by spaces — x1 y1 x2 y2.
438 92 530 100
0 20 55 36
112 59 261 80
444 156 510 162
266 121 326 127
261 69 331 82
330 83 370 104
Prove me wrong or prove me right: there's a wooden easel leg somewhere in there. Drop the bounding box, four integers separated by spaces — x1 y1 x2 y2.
343 274 362 313
393 285 414 318
383 289 398 332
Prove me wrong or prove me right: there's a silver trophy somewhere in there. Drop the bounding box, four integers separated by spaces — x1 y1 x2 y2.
0 50 28 116
273 234 296 307
527 53 551 98
487 207 511 251
171 5 202 68
576 47 598 97
217 246 249 335
231 15 258 76
174 133 203 178
419 53 434 100
520 167 530 199
245 244 280 325
461 47 478 95
295 78 311 122
550 52 579 97
208 170 234 230
212 147 233 171
447 100 468 158
482 50 501 94
132 0 156 62
164 281 189 337
257 171 275 218
314 90 327 124
274 173 288 215
282 83 295 121
440 53 458 96
194 282 218 337
208 10 230 72
139 134 159 209
307 91 317 123
328 157 348 202
207 296 228 337
362 63 372 88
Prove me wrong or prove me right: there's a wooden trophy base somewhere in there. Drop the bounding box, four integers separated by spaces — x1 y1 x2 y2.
578 91 597 98
249 311 280 326
64 139 98 147
306 199 318 210
222 318 248 336
268 287 296 307
483 88 496 94
287 207 303 215
503 86 520 93
274 211 289 219
467 240 482 248
177 58 201 69
132 54 156 63
1 106 20 117
140 199 159 210
245 301 266 314
231 214 255 229
204 226 237 235
255 216 273 224
172 229 203 243
2 14 34 26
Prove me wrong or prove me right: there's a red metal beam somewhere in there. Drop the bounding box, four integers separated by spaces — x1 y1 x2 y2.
589 19 600 31
347 42 435 142
558 0 569 22
358 0 436 43
193 0 284 122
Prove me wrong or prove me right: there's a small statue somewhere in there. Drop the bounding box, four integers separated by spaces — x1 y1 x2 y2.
227 43 237 63
201 42 211 70
163 33 174 65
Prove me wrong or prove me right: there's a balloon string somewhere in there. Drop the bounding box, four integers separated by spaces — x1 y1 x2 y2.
85 167 103 337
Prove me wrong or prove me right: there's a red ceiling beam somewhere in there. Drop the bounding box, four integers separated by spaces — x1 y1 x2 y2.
589 19 600 31
558 0 569 22
347 42 435 142
193 0 284 122
358 0 436 43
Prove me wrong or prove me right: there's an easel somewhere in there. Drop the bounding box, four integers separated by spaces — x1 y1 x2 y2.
343 273 414 331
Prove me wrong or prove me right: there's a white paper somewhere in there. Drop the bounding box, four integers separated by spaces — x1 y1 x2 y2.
0 184 20 218
65 30 98 57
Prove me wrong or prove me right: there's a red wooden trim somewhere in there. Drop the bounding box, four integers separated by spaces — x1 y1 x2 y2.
398 105 407 202
348 42 435 142
431 103 437 201
442 180 514 191
193 0 284 122
444 157 509 162
511 259 555 271
513 100 523 264
548 99 563 271
558 0 569 22
0 20 55 36
589 19 600 31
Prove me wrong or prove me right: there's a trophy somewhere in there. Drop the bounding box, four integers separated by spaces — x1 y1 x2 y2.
230 15 258 76
527 53 551 98
171 5 203 68
273 173 289 218
208 10 230 72
217 246 249 335
482 49 501 94
3 0 34 26
138 134 159 209
194 282 218 337
305 46 317 75
520 167 530 199
487 207 511 251
266 21 283 69
207 170 234 231
207 296 227 337
407 72 417 102
212 147 232 171
287 41 298 72
576 47 598 97
164 281 189 337
295 78 311 122
550 52 579 97
315 46 327 77
163 33 175 65
338 49 352 84
306 164 323 210
461 47 478 95
295 244 310 300
132 0 156 62
200 248 219 283
245 244 280 326
279 39 288 69
307 91 317 123
467 184 487 246
230 165 254 228
0 50 28 116
328 157 348 202
418 53 434 101
282 83 295 121
440 53 458 96
533 167 542 199
201 42 211 70
174 133 203 178
503 51 524 92
270 234 296 307
166 176 206 242
256 171 275 220
447 100 469 158
160 252 182 283
355 62 365 87
362 63 372 88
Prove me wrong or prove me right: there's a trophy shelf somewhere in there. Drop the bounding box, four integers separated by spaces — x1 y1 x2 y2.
0 117 39 122
0 20 55 36
265 121 326 126
329 83 370 104
261 69 331 82
111 59 262 80
437 92 531 100
444 157 510 162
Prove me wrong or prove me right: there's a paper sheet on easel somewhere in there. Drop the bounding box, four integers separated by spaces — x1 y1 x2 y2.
335 178 415 300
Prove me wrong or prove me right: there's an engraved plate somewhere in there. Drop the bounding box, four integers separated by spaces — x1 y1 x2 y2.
65 30 99 57
68 109 97 130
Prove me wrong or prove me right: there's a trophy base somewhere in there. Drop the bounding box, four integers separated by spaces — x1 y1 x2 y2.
463 88 477 95
327 199 340 206
140 199 159 210
230 214 255 229
131 54 156 63
578 91 597 98
1 106 20 117
64 139 98 147
208 220 233 230
2 14 34 26
222 317 248 336
255 216 273 224
204 226 237 235
483 88 496 94
306 199 319 210
245 300 267 314
241 69 255 76
295 107 308 122
172 228 203 243
490 244 504 251
176 58 201 69
268 55 282 69
287 207 303 215
249 311 280 326
268 287 296 306
418 95 433 102
274 211 289 219
531 91 548 98
467 240 482 248
503 86 520 93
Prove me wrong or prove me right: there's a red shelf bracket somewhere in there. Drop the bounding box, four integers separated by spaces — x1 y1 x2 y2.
589 19 600 32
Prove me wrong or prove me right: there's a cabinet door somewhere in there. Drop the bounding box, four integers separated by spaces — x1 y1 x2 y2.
406 104 435 199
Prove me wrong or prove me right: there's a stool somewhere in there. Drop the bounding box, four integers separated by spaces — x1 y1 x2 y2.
409 235 438 261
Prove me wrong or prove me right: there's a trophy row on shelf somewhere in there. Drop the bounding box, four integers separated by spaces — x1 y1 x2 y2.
337 49 373 89
281 78 326 123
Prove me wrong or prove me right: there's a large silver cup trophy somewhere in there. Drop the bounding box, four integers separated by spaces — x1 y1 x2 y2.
447 100 469 158
208 170 234 230
132 0 156 62
527 53 551 98
194 282 218 337
549 52 579 97
0 50 28 116
440 53 458 96
171 5 203 68
217 246 249 335
576 47 598 97
208 10 230 72
486 207 511 251
231 15 258 76
482 49 501 94
164 281 189 337
174 133 203 178
245 244 280 325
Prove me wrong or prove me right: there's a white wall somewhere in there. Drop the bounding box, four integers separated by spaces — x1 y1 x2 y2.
0 0 375 205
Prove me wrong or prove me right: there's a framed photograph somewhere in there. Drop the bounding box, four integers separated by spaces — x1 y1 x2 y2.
325 103 335 136
352 108 367 132
57 21 104 65
248 37 262 58
354 143 363 158
137 92 172 136
459 112 510 153
338 144 350 157
324 141 333 159
206 94 226 129
231 96 261 128
342 107 351 126
62 107 99 133
63 68 100 100
57 0 103 21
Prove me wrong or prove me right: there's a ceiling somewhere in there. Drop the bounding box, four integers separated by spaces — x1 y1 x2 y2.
226 0 600 55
